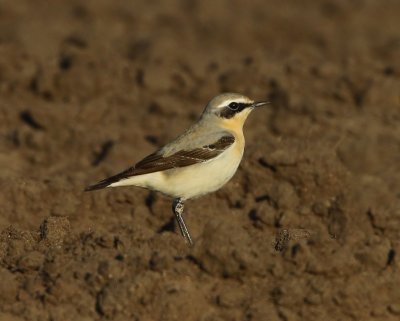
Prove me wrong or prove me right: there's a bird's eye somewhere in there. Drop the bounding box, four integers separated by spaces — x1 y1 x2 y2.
228 102 239 110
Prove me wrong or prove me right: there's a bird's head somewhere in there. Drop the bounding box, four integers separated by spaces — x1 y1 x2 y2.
202 93 269 130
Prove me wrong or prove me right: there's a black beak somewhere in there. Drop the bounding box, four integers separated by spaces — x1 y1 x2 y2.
252 101 270 108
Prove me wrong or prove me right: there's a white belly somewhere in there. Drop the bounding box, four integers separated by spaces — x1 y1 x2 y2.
110 145 243 200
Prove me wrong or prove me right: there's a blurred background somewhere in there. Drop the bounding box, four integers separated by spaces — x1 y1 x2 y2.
0 0 399 320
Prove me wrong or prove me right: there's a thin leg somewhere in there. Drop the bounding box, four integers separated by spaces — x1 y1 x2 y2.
172 199 193 246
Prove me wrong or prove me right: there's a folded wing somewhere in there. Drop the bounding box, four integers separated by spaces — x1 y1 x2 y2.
84 135 235 191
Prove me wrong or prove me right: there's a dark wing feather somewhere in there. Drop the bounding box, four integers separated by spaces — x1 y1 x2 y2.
84 135 235 191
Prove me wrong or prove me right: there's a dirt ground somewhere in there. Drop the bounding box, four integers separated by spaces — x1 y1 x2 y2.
0 0 399 320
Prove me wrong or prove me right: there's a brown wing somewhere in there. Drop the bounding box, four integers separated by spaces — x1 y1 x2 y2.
85 135 235 191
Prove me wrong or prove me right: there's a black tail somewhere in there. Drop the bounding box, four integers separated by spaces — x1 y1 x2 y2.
84 179 111 191
85 163 139 192
84 169 131 192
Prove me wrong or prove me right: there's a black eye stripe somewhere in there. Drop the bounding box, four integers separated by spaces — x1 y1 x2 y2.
218 102 253 119
228 102 250 110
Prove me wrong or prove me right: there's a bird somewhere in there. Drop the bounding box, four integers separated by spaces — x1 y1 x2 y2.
85 93 269 245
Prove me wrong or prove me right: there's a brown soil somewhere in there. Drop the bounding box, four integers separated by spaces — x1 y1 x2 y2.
0 0 399 320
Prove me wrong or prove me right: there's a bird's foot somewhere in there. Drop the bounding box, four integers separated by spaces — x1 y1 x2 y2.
172 199 193 246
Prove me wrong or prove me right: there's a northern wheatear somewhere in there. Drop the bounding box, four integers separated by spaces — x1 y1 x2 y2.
85 93 269 245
